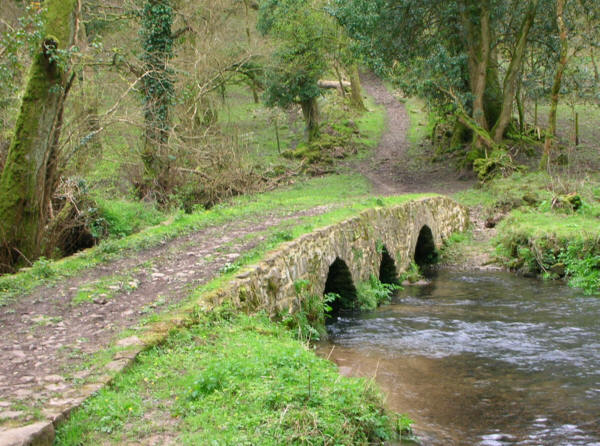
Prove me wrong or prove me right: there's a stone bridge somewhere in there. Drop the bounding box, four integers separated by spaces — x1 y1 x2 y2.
208 195 469 313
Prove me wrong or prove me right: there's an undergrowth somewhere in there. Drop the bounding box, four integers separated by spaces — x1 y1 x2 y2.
356 274 400 311
455 171 600 295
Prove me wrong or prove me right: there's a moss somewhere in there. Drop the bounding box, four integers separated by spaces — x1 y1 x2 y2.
44 0 78 46
0 0 78 265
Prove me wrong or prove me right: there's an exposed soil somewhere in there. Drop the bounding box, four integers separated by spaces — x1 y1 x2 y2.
358 72 474 196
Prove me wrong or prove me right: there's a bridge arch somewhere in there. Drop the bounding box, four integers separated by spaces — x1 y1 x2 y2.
379 245 399 285
323 257 357 315
414 225 438 267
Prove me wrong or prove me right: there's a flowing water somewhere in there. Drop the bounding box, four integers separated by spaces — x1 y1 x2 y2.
316 271 600 445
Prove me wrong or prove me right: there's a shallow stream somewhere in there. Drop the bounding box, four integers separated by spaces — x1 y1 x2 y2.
316 271 600 445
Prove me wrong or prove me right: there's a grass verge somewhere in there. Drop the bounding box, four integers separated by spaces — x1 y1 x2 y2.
54 311 403 445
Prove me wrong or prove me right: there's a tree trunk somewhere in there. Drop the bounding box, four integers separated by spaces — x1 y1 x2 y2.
484 50 503 129
542 0 568 169
349 64 366 110
300 97 320 142
0 0 78 270
333 64 346 98
516 71 525 133
141 0 174 192
470 1 491 132
492 0 538 143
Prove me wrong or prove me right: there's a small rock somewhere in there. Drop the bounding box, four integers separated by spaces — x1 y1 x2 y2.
0 410 24 420
106 359 130 372
72 370 90 380
0 422 54 446
522 192 538 206
550 263 566 277
116 336 142 348
13 389 34 398
43 375 64 383
45 383 69 392
93 297 107 305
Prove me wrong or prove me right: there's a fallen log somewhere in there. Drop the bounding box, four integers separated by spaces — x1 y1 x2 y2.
318 80 351 90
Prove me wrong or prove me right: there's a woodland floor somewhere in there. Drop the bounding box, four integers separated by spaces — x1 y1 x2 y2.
0 74 482 428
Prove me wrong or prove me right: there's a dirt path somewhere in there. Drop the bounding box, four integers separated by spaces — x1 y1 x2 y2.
0 206 331 426
359 72 472 195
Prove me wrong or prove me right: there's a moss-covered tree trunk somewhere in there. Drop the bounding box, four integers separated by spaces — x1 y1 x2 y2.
0 0 78 269
349 64 366 110
300 97 320 142
492 0 538 143
140 0 174 192
542 0 568 169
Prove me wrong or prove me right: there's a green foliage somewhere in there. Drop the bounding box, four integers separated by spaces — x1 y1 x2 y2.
0 4 43 119
30 257 56 280
91 198 164 239
140 0 174 179
55 312 397 445
356 274 400 311
398 262 423 284
282 279 336 341
495 210 600 294
259 0 335 140
473 150 521 183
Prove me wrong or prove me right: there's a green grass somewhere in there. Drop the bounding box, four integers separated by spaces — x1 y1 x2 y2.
454 171 600 217
54 311 400 445
404 97 435 146
453 170 600 294
92 197 165 239
352 95 386 150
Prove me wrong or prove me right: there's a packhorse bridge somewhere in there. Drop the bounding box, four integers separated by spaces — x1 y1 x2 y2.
208 195 469 313
0 195 468 446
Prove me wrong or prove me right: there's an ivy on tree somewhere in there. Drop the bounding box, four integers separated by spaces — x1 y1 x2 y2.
140 0 174 191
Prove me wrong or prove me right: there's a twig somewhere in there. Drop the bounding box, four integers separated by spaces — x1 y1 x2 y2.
373 359 381 380
326 345 335 361
13 248 33 267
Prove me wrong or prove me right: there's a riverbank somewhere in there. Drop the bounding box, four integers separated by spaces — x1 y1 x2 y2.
446 171 600 295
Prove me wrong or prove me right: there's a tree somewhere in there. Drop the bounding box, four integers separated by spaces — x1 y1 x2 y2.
258 0 330 142
542 0 569 169
333 0 544 151
0 0 79 270
140 0 174 192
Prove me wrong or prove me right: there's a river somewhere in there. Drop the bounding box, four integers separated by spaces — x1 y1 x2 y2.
316 271 600 445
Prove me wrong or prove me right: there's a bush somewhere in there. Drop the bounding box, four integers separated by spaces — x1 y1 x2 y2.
92 197 164 239
356 275 400 311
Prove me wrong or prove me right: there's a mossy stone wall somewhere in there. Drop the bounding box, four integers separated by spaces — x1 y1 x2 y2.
206 196 469 314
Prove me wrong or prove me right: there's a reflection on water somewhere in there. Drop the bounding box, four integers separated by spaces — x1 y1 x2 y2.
316 271 600 445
